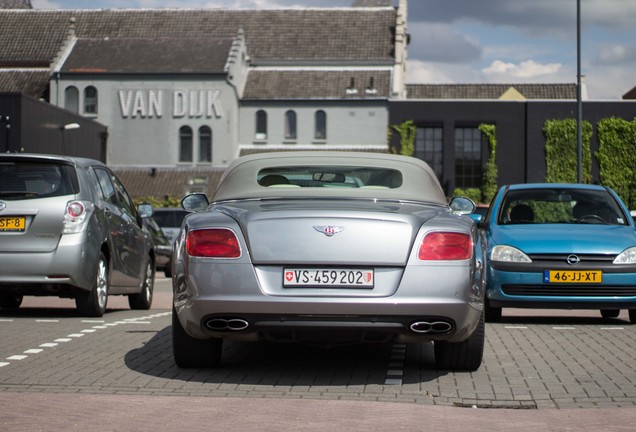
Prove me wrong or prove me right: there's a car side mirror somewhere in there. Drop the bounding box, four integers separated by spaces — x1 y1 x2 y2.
449 196 476 215
137 203 153 218
182 193 209 212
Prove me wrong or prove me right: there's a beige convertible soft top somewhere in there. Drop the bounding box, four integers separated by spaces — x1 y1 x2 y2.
211 151 447 205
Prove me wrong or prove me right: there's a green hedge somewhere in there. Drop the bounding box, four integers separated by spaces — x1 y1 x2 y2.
134 196 181 208
596 117 636 208
544 119 593 183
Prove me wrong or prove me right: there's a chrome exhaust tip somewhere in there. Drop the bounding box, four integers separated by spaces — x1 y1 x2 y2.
205 318 249 331
409 321 453 334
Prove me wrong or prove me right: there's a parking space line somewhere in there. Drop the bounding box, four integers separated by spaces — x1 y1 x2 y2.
385 343 406 385
0 311 171 369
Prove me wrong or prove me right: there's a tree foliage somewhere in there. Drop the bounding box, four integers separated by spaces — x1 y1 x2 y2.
389 120 416 156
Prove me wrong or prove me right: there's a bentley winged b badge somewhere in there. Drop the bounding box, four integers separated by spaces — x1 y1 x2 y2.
313 225 345 237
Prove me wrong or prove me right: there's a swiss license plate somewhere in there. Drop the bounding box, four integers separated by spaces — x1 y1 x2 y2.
543 270 602 284
283 268 374 288
0 216 25 232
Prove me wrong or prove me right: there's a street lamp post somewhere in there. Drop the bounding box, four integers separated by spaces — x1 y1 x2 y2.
576 0 583 183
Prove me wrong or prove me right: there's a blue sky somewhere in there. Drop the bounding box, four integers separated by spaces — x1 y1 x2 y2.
31 0 636 99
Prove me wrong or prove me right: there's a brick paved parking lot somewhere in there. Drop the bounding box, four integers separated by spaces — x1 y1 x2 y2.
1 276 635 430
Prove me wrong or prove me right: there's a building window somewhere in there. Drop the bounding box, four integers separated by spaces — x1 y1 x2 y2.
315 110 327 140
255 110 267 140
285 110 297 140
64 86 79 113
415 127 443 181
179 126 193 163
199 126 212 163
454 127 483 189
84 86 98 114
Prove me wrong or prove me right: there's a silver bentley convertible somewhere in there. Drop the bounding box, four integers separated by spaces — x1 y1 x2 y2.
172 152 486 370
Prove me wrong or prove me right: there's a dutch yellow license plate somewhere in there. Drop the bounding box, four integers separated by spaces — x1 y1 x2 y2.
543 270 602 284
0 216 26 232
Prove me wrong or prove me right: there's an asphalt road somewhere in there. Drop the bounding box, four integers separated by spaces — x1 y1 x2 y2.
1 275 635 431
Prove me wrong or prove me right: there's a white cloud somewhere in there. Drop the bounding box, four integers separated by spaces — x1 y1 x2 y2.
594 44 636 66
31 0 63 8
482 59 561 79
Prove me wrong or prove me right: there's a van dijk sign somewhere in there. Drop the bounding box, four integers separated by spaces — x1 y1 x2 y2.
118 89 223 119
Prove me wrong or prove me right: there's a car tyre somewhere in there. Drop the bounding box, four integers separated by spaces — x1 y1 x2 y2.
629 309 636 324
129 258 154 310
0 292 23 310
484 300 502 323
75 252 109 317
434 311 485 371
172 306 222 368
600 309 620 319
163 261 172 278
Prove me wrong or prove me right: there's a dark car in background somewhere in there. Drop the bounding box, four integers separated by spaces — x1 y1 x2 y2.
143 216 173 277
0 153 155 317
151 208 187 245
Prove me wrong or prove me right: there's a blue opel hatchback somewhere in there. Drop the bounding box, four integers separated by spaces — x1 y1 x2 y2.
481 183 636 323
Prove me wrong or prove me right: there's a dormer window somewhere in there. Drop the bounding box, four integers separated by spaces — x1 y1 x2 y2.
346 77 358 95
365 77 377 95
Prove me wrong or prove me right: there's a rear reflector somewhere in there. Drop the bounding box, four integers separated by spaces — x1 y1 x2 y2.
418 232 472 261
186 228 241 258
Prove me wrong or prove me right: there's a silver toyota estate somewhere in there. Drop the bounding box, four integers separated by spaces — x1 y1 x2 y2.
0 153 155 317
172 152 486 371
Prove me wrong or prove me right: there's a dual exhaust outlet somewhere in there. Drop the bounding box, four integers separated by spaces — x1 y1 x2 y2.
205 318 249 331
409 321 453 334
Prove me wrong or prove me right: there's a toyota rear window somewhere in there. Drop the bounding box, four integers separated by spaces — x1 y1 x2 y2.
0 162 79 200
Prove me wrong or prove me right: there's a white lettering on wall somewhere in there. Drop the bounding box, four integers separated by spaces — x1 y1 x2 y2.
118 90 133 118
149 90 163 118
173 90 187 118
132 91 146 118
119 89 223 119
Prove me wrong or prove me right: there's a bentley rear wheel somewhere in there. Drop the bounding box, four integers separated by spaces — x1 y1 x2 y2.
172 307 223 368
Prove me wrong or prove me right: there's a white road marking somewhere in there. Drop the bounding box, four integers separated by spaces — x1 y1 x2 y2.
385 343 406 385
0 311 171 369
6 355 27 361
505 326 528 329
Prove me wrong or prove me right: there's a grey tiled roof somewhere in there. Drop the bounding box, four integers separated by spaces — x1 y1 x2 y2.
406 84 577 100
0 9 396 67
239 147 389 157
0 0 31 9
113 167 226 199
0 70 49 97
62 38 233 74
243 70 392 99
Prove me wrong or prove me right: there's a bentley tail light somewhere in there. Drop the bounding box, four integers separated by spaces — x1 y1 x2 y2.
418 232 472 260
186 228 241 258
